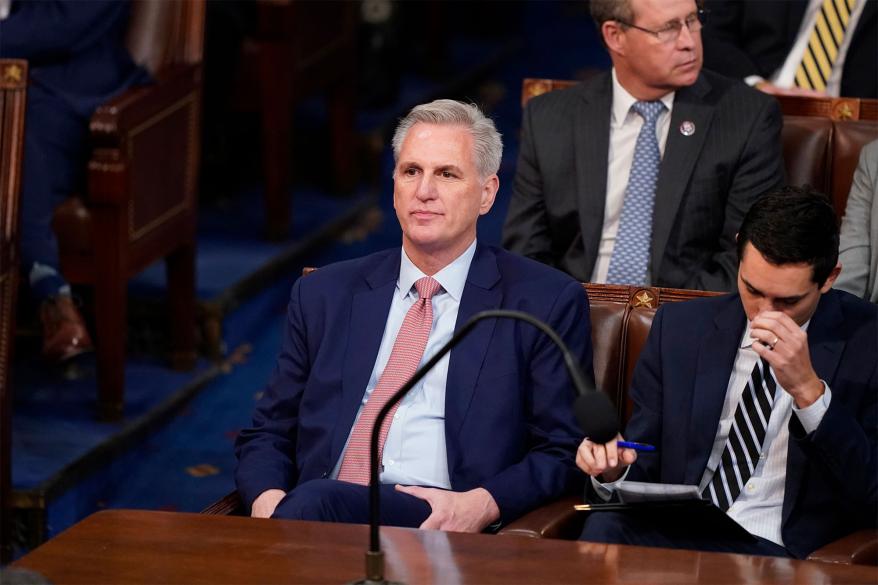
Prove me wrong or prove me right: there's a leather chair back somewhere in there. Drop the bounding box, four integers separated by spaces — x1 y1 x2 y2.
583 284 720 425
782 117 832 193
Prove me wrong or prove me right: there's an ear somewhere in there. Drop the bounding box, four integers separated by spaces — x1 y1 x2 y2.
479 175 499 215
819 263 842 293
603 20 627 56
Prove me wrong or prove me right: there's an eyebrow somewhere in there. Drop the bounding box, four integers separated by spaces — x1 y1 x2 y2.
741 276 807 304
398 161 465 175
659 11 698 27
436 164 464 175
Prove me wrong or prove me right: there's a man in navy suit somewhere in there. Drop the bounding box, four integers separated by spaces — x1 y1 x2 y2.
0 0 150 363
577 187 877 558
235 99 591 531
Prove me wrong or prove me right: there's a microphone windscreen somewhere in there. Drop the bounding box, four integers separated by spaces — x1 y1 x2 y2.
574 392 619 444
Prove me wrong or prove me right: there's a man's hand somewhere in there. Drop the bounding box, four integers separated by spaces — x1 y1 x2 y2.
575 433 637 483
751 311 825 408
394 485 500 533
251 489 287 518
754 81 826 98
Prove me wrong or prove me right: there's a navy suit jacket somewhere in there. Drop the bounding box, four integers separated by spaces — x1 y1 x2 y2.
623 289 878 558
235 244 592 524
503 70 784 292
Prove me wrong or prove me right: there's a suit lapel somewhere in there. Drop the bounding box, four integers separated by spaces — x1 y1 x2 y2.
331 252 400 463
651 75 715 277
445 244 502 453
782 291 845 524
575 75 612 277
685 296 747 484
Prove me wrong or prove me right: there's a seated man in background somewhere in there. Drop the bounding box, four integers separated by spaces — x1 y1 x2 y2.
702 0 877 98
503 0 783 292
235 100 591 532
577 186 877 558
835 140 878 302
0 0 150 363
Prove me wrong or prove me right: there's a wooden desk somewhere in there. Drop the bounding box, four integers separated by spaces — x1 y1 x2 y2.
11 510 878 584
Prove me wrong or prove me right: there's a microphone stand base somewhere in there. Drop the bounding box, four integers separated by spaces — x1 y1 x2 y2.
347 550 404 585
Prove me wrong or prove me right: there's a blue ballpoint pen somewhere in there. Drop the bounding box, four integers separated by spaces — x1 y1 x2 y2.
617 440 656 452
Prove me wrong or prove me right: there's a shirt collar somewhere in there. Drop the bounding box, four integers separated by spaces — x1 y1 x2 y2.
739 319 811 349
398 239 477 302
611 68 675 126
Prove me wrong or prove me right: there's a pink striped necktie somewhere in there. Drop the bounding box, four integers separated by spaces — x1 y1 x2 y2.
337 276 442 485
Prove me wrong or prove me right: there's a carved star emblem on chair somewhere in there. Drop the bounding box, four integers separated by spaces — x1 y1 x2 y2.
632 290 656 308
2 64 22 84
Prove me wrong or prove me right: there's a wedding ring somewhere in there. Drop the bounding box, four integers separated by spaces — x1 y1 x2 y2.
769 336 779 350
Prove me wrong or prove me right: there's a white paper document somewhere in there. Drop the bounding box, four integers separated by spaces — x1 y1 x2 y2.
615 481 702 504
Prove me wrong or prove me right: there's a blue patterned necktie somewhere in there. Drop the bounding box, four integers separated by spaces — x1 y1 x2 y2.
606 100 666 285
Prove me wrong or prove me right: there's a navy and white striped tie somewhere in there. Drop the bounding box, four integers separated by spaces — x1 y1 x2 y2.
704 358 778 511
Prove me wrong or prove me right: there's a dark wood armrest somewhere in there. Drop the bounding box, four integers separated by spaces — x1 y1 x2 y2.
86 63 202 206
497 495 584 540
201 491 245 516
807 530 878 565
91 63 201 142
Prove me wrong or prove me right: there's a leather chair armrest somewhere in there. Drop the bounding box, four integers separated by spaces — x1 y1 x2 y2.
201 491 245 516
807 530 878 565
86 63 202 206
91 63 201 144
497 495 584 540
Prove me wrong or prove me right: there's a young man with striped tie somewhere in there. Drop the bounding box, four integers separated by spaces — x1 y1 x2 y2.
576 186 877 558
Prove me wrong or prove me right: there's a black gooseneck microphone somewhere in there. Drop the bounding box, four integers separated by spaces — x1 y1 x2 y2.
349 309 619 585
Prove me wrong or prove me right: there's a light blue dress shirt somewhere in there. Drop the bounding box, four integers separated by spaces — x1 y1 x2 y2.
330 240 477 488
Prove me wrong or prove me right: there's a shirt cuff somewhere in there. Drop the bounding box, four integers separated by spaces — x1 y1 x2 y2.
793 382 832 434
744 75 766 87
590 467 631 501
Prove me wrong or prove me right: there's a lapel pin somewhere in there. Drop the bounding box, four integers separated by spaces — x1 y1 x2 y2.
679 121 695 136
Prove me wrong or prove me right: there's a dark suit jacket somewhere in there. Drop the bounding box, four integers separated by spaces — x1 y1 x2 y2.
623 290 878 558
703 0 878 99
235 244 592 524
502 70 784 292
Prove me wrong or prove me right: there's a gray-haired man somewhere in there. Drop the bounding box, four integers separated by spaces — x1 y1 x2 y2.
235 99 592 531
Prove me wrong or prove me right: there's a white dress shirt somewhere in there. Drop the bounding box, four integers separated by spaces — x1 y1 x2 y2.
591 70 675 284
750 0 867 97
699 320 830 546
331 239 477 488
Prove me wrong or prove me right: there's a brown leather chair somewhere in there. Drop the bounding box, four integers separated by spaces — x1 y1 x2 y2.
0 59 28 564
234 0 358 240
776 96 878 219
52 0 205 420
